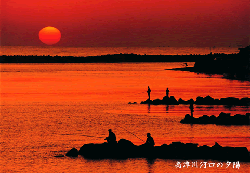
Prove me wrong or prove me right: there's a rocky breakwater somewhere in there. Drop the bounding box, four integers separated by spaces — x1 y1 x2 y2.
141 96 179 105
180 112 250 125
140 95 250 106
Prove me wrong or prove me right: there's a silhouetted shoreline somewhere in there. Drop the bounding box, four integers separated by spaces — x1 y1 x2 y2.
171 46 250 81
65 140 250 161
0 53 239 63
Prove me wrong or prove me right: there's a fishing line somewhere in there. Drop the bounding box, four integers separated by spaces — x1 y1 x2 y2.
80 134 104 138
118 126 144 142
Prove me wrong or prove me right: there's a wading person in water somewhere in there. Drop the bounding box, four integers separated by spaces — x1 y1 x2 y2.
189 102 194 117
105 129 117 145
166 88 169 98
147 86 151 100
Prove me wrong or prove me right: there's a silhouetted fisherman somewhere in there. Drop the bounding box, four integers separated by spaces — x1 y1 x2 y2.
166 88 169 98
145 133 155 147
105 129 117 145
147 86 151 100
189 103 194 117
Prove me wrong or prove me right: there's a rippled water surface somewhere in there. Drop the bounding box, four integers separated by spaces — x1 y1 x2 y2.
1 62 249 172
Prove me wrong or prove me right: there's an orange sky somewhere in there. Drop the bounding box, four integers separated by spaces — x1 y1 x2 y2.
1 0 249 47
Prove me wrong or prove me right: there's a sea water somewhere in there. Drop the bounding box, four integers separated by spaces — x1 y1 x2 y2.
1 58 249 172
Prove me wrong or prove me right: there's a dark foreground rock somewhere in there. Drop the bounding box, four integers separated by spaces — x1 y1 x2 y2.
180 112 250 125
66 139 250 162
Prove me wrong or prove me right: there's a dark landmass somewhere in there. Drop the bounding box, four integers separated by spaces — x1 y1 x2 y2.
170 46 250 81
180 112 250 125
0 53 239 63
140 95 250 106
66 140 250 162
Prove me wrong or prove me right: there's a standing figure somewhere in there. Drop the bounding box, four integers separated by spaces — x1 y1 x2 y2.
147 86 151 100
105 129 117 145
189 102 194 117
145 133 155 147
166 88 169 98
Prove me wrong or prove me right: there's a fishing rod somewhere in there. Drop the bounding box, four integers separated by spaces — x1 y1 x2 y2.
81 128 144 142
87 121 145 142
81 134 104 138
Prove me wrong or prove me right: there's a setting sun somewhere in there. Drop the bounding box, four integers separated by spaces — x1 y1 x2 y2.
39 26 61 45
